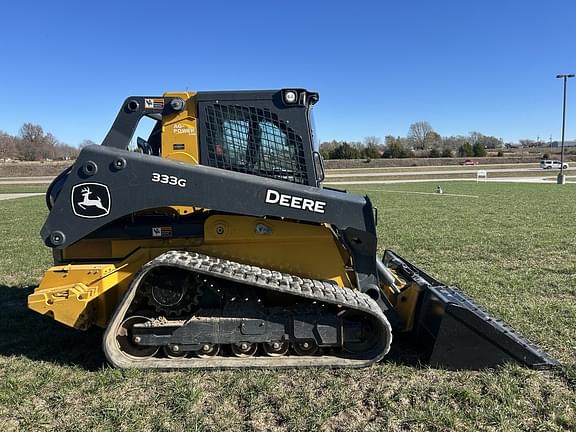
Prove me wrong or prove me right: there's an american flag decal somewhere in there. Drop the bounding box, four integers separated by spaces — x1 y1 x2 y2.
144 98 165 110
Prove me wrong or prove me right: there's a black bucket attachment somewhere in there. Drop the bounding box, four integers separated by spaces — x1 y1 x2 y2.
382 250 558 370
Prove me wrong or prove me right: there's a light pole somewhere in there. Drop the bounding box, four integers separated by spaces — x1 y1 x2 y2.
556 74 575 184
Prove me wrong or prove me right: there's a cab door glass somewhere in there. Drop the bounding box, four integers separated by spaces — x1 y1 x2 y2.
259 121 294 170
222 120 249 166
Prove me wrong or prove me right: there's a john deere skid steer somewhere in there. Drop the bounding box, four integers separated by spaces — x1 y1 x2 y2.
28 89 556 369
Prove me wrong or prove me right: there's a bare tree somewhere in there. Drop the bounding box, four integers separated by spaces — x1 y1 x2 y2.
362 136 383 158
54 143 80 160
17 123 46 160
468 131 483 145
408 121 434 150
0 131 17 160
519 139 536 148
43 133 59 159
443 135 468 150
424 131 442 148
20 123 44 143
363 136 382 147
79 139 97 148
17 123 61 160
468 131 503 149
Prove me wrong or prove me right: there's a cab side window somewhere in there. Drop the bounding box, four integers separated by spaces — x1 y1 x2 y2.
205 104 307 184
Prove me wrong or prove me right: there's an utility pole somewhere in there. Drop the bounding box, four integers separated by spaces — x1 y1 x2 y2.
556 74 575 184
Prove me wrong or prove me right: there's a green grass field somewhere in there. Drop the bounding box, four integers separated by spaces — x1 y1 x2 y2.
1 183 575 431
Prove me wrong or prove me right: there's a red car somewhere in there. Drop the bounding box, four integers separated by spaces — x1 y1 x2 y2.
461 159 479 166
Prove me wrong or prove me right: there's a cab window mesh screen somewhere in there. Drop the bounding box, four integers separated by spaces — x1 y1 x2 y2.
204 104 308 184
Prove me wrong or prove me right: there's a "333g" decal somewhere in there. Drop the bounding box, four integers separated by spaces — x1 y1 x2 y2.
151 172 187 188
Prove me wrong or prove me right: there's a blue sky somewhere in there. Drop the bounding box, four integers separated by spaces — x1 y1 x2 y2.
1 0 575 145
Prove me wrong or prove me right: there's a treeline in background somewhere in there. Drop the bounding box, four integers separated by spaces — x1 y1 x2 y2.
320 121 506 160
0 120 559 162
0 124 82 161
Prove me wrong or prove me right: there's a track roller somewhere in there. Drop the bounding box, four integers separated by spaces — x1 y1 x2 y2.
231 342 258 357
262 341 290 357
293 340 318 356
196 344 220 358
163 344 187 358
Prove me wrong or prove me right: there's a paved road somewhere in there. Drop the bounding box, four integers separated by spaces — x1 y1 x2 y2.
324 176 576 185
0 193 45 201
0 176 54 184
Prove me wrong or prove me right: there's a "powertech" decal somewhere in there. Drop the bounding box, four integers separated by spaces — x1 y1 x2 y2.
265 189 326 214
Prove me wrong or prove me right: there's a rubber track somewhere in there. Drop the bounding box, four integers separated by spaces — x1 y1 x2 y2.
103 250 392 369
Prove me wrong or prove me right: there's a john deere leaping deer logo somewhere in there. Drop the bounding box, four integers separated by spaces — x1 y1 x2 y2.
71 183 111 218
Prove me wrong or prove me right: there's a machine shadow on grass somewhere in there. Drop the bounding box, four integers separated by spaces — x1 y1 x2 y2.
0 285 106 370
0 284 426 371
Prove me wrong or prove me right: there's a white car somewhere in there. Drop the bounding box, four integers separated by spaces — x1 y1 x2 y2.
540 160 569 170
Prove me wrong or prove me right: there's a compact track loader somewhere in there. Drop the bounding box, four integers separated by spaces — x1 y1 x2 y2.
28 89 556 369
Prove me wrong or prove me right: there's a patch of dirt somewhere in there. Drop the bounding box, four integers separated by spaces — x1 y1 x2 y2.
0 161 72 177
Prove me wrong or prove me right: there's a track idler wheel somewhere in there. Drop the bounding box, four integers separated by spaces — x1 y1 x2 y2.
116 316 159 359
340 310 381 355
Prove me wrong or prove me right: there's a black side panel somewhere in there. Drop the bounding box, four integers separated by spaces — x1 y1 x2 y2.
43 146 374 244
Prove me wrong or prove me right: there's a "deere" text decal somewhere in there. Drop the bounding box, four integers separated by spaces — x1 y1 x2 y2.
265 189 326 214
